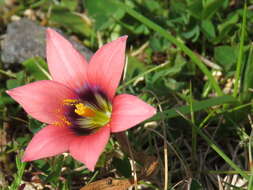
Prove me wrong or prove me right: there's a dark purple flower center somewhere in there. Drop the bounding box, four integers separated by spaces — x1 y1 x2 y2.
63 86 112 136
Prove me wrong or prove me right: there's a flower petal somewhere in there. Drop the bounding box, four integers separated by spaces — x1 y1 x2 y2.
69 125 110 171
6 80 77 124
110 94 156 133
88 36 127 100
46 28 89 91
22 125 75 162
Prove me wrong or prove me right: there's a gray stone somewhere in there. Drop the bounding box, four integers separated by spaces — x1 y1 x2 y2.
1 18 93 68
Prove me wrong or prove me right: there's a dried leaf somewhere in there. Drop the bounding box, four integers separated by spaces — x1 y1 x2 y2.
80 177 133 190
135 152 158 179
0 129 7 147
142 158 159 178
0 123 8 147
115 132 158 179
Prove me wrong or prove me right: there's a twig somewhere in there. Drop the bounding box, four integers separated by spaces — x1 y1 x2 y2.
130 41 149 57
0 69 17 78
196 53 222 70
145 90 168 190
118 61 168 90
125 133 138 189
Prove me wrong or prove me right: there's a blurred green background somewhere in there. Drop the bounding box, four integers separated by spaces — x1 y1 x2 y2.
1 0 253 189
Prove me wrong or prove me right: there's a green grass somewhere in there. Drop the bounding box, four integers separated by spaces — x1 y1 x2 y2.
1 0 253 189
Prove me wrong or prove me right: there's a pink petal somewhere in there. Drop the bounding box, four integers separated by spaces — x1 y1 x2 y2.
22 125 75 162
69 125 110 171
6 80 77 124
88 36 127 100
110 94 156 133
46 28 89 91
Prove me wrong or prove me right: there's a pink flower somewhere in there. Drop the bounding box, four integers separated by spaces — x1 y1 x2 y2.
6 29 156 171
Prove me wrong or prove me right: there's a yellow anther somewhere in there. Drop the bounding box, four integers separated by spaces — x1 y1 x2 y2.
75 103 95 117
63 99 96 117
53 116 71 127
61 117 71 126
63 99 79 105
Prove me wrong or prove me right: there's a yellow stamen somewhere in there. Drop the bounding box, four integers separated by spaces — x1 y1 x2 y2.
53 116 71 126
74 103 96 117
61 117 71 126
63 99 79 105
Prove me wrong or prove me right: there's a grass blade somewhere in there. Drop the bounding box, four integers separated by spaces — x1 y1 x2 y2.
194 125 249 180
151 95 236 121
112 0 223 96
233 3 247 97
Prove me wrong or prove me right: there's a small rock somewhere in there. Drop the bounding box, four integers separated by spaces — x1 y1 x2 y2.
1 18 93 68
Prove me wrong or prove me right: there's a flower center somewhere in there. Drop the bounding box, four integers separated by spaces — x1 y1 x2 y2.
63 86 112 136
